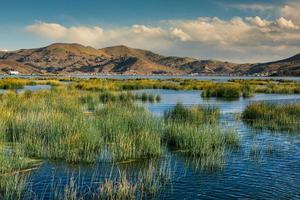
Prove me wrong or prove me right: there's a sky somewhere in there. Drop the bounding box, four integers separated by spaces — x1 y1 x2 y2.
1 0 300 63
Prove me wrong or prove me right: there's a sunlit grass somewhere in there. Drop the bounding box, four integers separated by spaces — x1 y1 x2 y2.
242 103 300 132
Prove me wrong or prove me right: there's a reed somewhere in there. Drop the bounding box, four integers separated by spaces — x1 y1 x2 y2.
52 161 172 200
0 78 36 89
164 103 220 125
163 123 238 157
0 173 27 200
201 83 254 98
242 103 300 132
94 103 163 161
0 89 164 163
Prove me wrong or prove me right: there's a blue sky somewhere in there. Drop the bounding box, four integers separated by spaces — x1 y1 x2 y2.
1 0 300 62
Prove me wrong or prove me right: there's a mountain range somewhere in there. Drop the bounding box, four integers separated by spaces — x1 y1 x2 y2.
0 43 299 76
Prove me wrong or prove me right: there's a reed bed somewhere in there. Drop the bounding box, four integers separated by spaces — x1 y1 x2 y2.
98 91 161 104
164 103 220 125
163 104 239 169
230 79 300 94
201 83 254 98
0 88 164 163
2 77 300 95
95 103 163 161
0 78 36 89
0 173 27 200
47 161 172 200
242 103 300 132
0 78 62 90
0 150 34 200
0 83 242 199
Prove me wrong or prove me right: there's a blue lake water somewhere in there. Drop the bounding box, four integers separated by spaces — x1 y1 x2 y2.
23 90 300 199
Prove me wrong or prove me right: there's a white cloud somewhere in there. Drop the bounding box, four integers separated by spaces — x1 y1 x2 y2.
170 28 191 41
26 22 105 44
26 22 68 39
132 25 164 36
280 1 300 25
25 11 300 63
276 17 299 30
246 16 271 27
0 48 8 52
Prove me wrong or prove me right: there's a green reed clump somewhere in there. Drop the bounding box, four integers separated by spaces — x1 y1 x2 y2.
0 88 166 163
242 103 300 132
0 89 104 163
0 173 27 200
95 103 163 161
202 83 249 98
162 104 239 168
0 149 34 200
98 91 161 104
231 79 300 94
0 152 37 174
0 78 36 90
164 103 220 125
163 124 238 157
58 161 171 200
135 93 161 103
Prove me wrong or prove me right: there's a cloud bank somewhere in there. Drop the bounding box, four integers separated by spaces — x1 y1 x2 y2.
25 1 300 63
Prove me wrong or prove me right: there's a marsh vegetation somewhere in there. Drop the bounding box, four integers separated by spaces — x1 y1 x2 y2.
0 77 299 199
242 103 300 132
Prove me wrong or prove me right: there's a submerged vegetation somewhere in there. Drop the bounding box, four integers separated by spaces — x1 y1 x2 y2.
242 103 300 132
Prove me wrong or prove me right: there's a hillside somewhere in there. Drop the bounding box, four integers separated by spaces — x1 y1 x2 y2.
246 54 300 76
0 60 39 74
0 43 299 76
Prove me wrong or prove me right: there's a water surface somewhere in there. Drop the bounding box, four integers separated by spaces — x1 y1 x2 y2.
24 90 300 199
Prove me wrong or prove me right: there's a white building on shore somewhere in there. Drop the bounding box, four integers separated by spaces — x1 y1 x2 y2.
8 71 20 75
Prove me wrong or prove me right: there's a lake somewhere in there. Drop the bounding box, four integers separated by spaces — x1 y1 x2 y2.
24 90 300 199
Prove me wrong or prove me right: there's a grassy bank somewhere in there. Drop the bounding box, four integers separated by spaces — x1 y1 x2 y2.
242 103 300 132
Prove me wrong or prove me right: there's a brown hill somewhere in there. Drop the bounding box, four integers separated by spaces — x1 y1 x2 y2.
246 54 300 76
0 60 39 74
100 45 183 74
0 43 299 76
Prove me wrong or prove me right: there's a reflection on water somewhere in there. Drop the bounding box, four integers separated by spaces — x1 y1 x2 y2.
0 85 52 94
16 90 300 199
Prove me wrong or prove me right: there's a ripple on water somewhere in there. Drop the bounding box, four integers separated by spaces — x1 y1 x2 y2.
24 89 300 199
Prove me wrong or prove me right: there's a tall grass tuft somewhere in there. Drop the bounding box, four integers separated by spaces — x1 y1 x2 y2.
164 103 220 125
242 103 300 132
